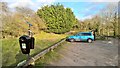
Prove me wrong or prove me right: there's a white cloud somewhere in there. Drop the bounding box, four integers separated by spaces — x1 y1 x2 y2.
37 6 42 10
1 0 16 2
36 0 55 4
84 6 93 13
1 0 119 2
7 0 56 11
9 0 35 8
66 0 119 2
76 16 81 20
80 15 94 21
89 0 119 2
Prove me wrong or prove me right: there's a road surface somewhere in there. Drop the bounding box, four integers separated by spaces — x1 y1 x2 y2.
50 38 118 66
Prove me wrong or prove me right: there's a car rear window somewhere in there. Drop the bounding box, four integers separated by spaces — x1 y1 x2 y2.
81 33 91 36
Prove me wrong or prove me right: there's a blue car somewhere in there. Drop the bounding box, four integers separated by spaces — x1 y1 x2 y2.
66 32 94 43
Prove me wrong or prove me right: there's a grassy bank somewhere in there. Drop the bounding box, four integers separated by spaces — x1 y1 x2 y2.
35 41 67 66
2 31 67 66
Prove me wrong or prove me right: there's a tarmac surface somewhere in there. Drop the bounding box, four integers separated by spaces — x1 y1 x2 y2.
50 38 118 66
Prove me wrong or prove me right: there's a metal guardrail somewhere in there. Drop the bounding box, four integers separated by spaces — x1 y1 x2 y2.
16 38 66 68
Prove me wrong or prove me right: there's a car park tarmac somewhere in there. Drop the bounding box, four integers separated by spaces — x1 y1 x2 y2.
50 38 118 66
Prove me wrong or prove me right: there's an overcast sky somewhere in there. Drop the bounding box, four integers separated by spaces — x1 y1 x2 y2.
1 0 119 20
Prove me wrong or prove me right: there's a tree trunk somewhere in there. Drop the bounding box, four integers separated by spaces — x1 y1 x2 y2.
113 28 116 36
107 28 109 36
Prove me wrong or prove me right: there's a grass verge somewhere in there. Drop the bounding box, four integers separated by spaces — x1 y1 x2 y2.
35 41 67 66
2 31 67 66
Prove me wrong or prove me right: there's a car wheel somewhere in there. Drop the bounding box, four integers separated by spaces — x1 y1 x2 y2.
69 39 75 42
88 39 92 43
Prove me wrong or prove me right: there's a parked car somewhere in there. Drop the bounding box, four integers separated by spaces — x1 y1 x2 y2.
66 32 94 43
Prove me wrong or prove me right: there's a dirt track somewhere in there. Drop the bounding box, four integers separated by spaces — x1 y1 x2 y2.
50 38 118 66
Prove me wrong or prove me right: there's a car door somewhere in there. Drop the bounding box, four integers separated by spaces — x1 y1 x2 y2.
79 33 88 41
75 33 81 41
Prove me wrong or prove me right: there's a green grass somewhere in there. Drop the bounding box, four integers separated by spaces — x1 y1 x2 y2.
0 39 2 68
35 42 66 66
2 38 20 66
2 32 67 66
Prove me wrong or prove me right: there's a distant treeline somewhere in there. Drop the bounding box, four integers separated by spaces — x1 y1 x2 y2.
1 2 119 39
74 3 119 37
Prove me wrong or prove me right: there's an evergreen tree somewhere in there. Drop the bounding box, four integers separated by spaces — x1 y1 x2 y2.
37 4 77 34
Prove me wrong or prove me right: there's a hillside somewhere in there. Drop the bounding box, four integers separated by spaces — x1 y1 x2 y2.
1 3 46 38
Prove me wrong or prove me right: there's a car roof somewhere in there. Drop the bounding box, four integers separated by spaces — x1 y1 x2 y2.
79 32 92 33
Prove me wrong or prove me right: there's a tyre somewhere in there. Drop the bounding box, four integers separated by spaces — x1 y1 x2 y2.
69 39 75 42
87 39 92 43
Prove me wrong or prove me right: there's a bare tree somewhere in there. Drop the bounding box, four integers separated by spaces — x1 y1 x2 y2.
98 2 118 36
